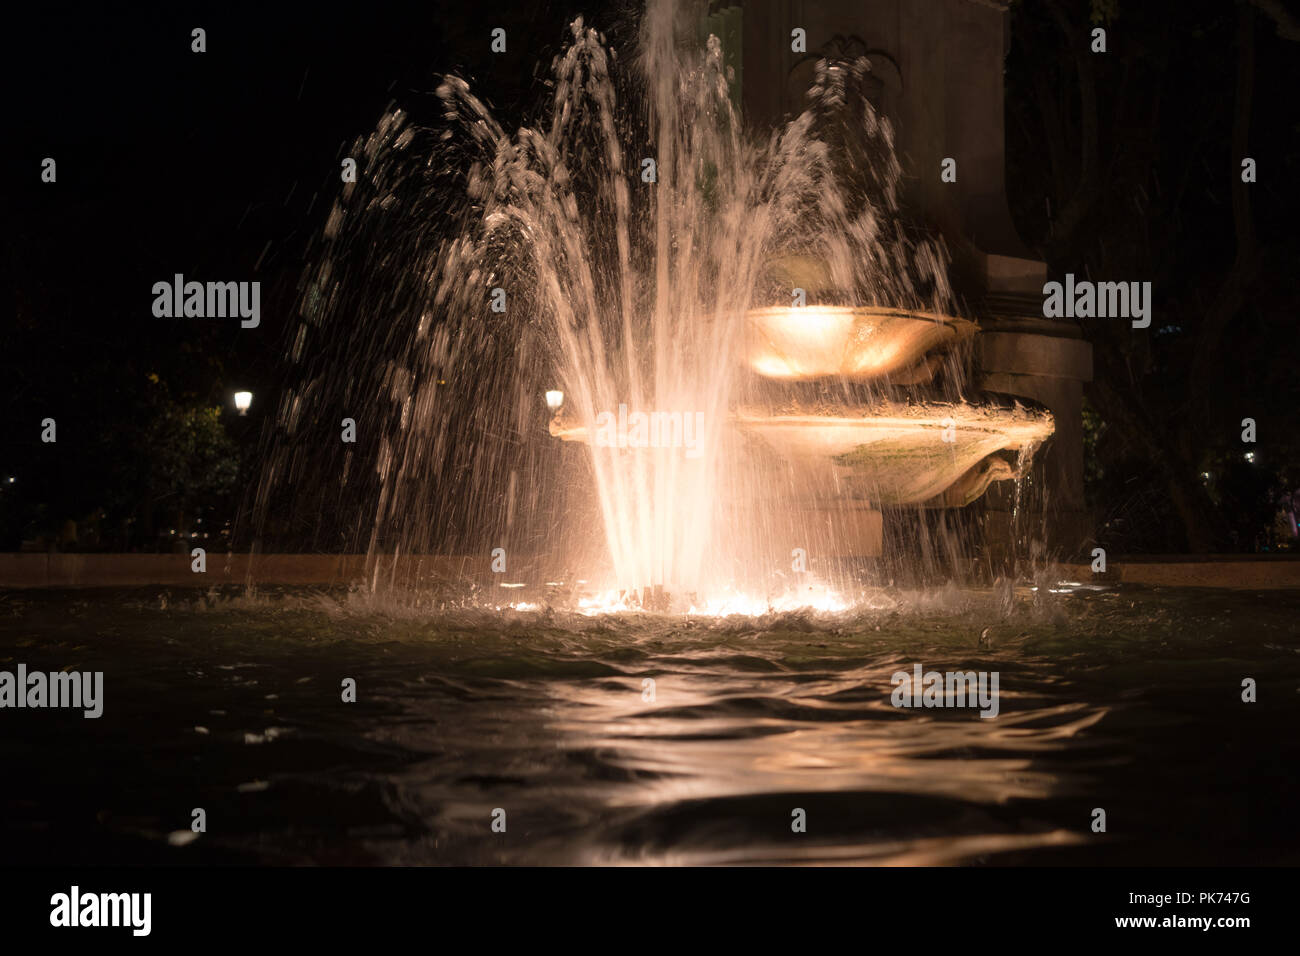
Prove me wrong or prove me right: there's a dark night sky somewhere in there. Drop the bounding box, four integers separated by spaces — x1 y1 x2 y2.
4 0 631 399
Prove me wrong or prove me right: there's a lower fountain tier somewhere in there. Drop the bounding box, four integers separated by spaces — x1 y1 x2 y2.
550 402 1054 507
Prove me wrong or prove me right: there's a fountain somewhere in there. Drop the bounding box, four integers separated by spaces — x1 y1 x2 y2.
12 2 1296 878
261 0 1067 610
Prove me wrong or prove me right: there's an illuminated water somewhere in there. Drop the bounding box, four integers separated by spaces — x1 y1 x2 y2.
5 585 1297 865
259 0 1052 601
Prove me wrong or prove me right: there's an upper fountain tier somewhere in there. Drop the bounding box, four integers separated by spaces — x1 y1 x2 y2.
745 305 975 383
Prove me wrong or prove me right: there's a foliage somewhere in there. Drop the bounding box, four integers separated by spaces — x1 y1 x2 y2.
1006 0 1300 551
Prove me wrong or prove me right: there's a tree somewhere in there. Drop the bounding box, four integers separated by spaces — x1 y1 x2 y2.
1005 0 1300 551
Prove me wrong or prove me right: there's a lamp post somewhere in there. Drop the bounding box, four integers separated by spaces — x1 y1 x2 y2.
545 390 564 412
234 391 253 417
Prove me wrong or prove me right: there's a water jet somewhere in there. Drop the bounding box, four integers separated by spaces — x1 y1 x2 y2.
266 0 1087 608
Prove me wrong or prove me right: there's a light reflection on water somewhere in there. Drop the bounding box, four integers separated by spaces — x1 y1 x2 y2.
541 679 1104 864
1 585 1298 865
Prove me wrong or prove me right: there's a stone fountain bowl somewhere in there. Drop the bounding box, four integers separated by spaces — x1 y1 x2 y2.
549 400 1054 509
732 402 1054 507
744 305 976 382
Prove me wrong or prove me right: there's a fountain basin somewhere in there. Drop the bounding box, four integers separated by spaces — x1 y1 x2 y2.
745 306 976 382
551 401 1053 508
733 404 1053 506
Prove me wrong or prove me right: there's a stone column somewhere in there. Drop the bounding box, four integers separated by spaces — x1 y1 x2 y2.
974 253 1094 556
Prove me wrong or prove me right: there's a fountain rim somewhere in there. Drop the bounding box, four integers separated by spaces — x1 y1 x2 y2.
743 304 978 331
732 407 1054 445
550 404 1055 446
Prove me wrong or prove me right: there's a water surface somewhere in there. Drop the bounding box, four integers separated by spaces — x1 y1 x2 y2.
2 585 1297 865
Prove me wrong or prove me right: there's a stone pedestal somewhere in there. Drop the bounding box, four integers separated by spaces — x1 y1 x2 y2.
716 498 881 591
791 502 883 558
974 255 1094 556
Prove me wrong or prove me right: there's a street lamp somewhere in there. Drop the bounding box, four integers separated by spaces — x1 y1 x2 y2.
234 391 253 416
545 390 564 412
